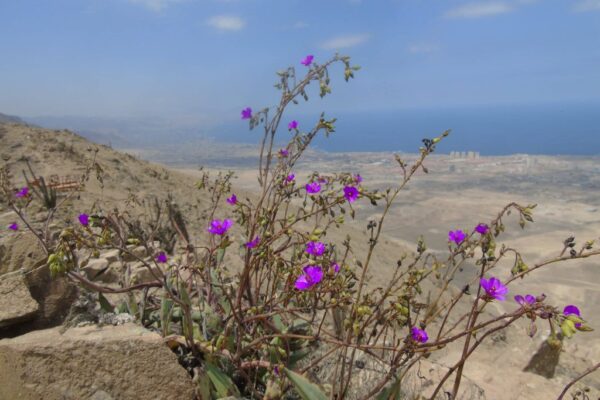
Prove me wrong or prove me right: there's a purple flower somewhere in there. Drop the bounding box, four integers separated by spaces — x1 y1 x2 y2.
343 186 359 203
306 241 326 256
288 120 299 130
245 236 260 249
354 174 363 184
480 277 508 301
306 182 321 194
563 305 581 317
227 194 237 205
294 265 323 290
514 294 536 306
155 251 167 263
332 262 340 274
285 173 295 184
564 305 582 328
8 222 19 231
15 187 29 198
300 55 314 66
411 327 429 343
208 219 233 235
279 149 289 157
448 229 467 244
475 223 489 235
78 213 89 227
241 107 252 120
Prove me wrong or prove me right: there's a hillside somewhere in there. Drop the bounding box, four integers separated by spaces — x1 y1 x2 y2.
0 113 24 124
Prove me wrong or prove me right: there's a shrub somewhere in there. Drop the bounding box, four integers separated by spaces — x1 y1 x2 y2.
1 54 598 400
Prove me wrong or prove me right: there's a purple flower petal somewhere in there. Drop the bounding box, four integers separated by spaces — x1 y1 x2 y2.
294 265 323 290
279 149 289 157
285 173 295 184
448 230 467 244
411 327 428 343
78 213 89 227
241 107 252 120
15 187 29 198
245 236 260 249
475 223 489 235
8 222 19 231
306 182 321 194
306 241 326 256
524 294 536 304
155 251 167 263
208 219 234 235
354 174 363 184
300 55 314 66
226 194 237 205
480 276 508 301
343 186 359 203
563 305 581 317
288 120 299 130
332 263 340 274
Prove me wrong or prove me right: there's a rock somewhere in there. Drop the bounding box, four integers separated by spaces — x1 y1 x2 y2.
130 261 163 283
83 258 119 283
103 249 121 263
123 245 147 262
98 313 135 326
0 272 39 328
23 261 78 330
0 323 196 400
0 232 46 275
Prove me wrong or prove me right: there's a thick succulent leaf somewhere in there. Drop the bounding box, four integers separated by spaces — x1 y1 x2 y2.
283 368 328 400
205 362 240 398
375 378 402 400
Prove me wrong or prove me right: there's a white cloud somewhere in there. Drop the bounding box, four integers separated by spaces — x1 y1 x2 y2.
573 0 600 12
127 0 186 12
408 43 439 54
445 2 513 18
206 15 246 31
321 34 370 50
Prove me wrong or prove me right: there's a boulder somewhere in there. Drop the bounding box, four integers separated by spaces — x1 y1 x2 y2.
0 323 197 400
82 258 119 283
0 272 39 329
23 261 78 330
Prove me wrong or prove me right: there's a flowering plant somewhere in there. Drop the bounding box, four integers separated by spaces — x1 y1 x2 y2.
0 54 598 400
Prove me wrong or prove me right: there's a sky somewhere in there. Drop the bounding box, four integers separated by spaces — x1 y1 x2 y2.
1 0 599 131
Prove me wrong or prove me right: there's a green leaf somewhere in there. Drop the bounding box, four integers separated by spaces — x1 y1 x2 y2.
283 368 328 400
205 362 240 398
195 367 212 400
375 378 402 400
287 348 312 369
160 296 173 336
98 292 114 313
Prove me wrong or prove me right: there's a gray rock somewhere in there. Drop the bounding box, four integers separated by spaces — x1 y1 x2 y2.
103 249 121 263
0 323 196 400
0 272 39 328
83 258 119 283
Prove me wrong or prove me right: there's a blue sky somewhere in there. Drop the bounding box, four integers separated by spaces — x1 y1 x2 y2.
1 0 599 129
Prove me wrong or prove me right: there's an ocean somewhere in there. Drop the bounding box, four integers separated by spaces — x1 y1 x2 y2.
212 102 600 156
